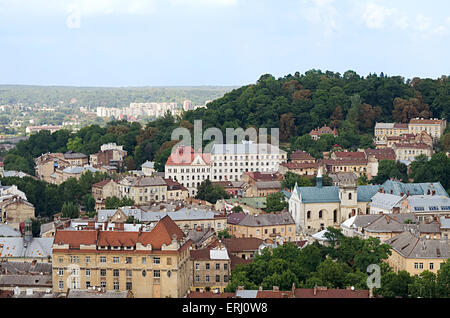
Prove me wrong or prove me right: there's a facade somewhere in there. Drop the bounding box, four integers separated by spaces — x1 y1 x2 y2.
227 212 296 242
210 141 287 182
91 179 118 210
0 196 35 230
164 146 211 197
279 162 321 177
51 216 192 298
190 246 231 293
392 142 433 161
289 150 315 163
90 143 127 169
35 153 70 183
53 166 99 185
408 118 447 140
63 151 89 167
117 176 168 204
374 123 409 146
400 195 450 222
142 161 156 176
309 125 338 140
385 231 449 275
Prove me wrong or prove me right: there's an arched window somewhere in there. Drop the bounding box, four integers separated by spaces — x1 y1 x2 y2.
348 193 352 200
319 211 322 219
333 210 337 223
307 211 311 219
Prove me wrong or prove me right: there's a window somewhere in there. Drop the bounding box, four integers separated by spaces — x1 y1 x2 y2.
100 281 106 288
419 263 424 269
430 263 434 270
126 257 132 264
205 275 210 282
195 275 200 282
86 281 90 289
85 256 90 264
113 281 119 290
153 257 160 265
307 211 311 219
414 263 418 269
319 211 323 219
59 281 64 290
126 282 132 290
100 256 106 263
70 256 79 263
126 269 132 277
348 193 352 200
206 263 210 270
216 263 220 270
224 263 228 270
58 257 63 263
86 269 91 277
195 263 200 270
113 257 119 263
154 270 160 278
100 269 106 277
113 269 119 277
58 268 64 276
216 275 220 283
224 275 228 282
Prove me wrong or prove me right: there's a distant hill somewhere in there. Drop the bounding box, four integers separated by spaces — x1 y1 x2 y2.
0 85 238 108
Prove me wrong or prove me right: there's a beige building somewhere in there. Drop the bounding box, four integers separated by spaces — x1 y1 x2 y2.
227 212 296 243
91 179 118 210
35 153 70 183
385 231 449 275
0 196 35 230
392 143 433 161
408 118 447 140
117 176 168 204
52 216 192 298
190 246 231 293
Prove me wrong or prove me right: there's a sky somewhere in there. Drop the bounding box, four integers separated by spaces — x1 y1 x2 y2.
0 0 449 87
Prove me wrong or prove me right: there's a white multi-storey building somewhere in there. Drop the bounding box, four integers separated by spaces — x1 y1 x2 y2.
210 141 287 182
164 146 211 197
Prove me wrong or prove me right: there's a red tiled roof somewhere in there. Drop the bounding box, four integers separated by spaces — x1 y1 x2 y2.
257 291 293 298
98 231 138 247
281 162 319 169
230 254 253 270
187 292 236 298
222 237 263 252
364 148 396 161
393 123 409 129
294 288 370 298
165 146 210 166
227 212 248 225
244 171 282 182
323 158 368 166
410 118 444 125
190 248 212 260
334 151 366 159
290 150 314 161
54 230 98 249
92 179 115 188
139 215 186 249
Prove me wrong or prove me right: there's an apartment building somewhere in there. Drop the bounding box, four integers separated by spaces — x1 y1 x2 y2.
164 146 211 197
117 176 168 204
90 143 127 169
51 215 192 298
392 142 433 161
210 141 287 182
190 246 231 293
385 231 449 275
408 118 447 139
91 179 118 210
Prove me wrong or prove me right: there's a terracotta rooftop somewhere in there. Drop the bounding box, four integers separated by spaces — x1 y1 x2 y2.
244 171 283 182
364 148 396 161
333 151 366 159
165 146 210 166
92 179 115 188
290 150 315 161
222 237 263 252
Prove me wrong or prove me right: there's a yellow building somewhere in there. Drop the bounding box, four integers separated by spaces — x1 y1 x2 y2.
0 196 35 230
408 118 447 140
227 211 296 242
117 176 168 204
190 246 231 293
385 231 449 275
52 216 192 298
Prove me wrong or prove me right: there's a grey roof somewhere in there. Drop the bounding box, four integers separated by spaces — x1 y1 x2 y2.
119 176 166 187
380 180 448 197
375 123 395 129
0 274 52 287
141 161 155 169
235 290 258 298
62 166 98 174
357 185 383 202
294 186 340 203
40 222 55 236
67 289 130 298
211 141 286 155
0 237 53 258
64 151 88 159
0 224 21 237
352 215 384 229
407 195 450 213
0 261 52 274
187 228 216 246
386 231 450 258
2 171 28 178
238 212 295 227
254 181 281 189
364 216 405 233
97 207 222 223
440 217 450 229
369 192 404 210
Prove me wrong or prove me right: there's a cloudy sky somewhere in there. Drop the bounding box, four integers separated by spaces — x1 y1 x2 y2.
0 0 449 86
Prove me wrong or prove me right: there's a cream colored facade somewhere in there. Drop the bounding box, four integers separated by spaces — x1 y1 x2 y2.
387 249 446 275
117 177 168 204
0 197 35 230
228 223 296 242
393 143 432 161
408 118 447 139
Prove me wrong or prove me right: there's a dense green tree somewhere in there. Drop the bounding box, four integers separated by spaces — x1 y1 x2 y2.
265 192 288 212
61 201 79 219
195 180 229 204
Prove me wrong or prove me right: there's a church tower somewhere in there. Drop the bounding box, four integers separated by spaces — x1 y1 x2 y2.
338 174 358 221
